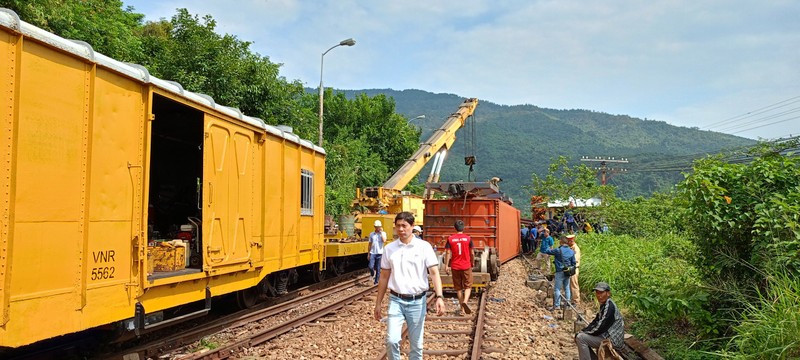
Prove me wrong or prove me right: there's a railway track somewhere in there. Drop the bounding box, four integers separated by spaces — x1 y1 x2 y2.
165 277 376 359
374 290 496 360
80 270 370 360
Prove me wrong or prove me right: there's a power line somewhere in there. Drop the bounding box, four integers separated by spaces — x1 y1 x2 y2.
580 156 629 184
622 136 800 173
730 114 800 135
717 107 800 132
702 95 800 131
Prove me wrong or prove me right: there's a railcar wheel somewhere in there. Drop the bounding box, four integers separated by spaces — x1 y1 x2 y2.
236 286 260 309
489 253 499 281
312 265 327 282
329 258 346 277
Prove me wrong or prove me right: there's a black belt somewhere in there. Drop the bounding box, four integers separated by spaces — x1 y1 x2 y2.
390 290 426 300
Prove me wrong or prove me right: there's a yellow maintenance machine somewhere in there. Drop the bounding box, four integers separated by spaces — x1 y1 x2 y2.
0 11 327 347
321 99 479 275
354 98 479 226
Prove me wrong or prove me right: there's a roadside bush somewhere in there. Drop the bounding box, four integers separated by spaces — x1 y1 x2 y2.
578 233 713 358
719 272 800 359
579 233 705 322
679 144 800 281
602 192 685 237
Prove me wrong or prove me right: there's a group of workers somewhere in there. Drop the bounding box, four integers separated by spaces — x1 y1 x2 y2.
367 211 623 360
536 210 610 238
523 220 626 359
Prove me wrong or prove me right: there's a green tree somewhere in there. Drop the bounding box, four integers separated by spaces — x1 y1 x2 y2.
678 139 800 343
679 140 800 279
135 9 312 132
528 156 611 200
321 92 420 173
526 156 615 224
319 91 421 215
1 0 144 60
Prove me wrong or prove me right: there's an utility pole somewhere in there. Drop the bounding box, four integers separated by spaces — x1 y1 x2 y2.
580 156 629 185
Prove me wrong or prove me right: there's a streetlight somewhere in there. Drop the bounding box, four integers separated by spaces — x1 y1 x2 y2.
318 38 356 146
407 115 426 123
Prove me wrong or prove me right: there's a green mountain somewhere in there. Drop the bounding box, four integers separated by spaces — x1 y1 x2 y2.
340 88 756 211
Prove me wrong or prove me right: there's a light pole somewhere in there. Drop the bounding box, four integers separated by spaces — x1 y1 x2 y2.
407 114 426 123
318 38 356 146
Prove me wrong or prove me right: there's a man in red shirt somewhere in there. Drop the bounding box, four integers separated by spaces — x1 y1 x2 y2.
444 220 475 315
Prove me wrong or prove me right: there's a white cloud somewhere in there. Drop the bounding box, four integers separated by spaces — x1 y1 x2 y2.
123 0 800 139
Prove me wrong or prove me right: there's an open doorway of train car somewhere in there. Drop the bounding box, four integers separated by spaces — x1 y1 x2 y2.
147 94 204 279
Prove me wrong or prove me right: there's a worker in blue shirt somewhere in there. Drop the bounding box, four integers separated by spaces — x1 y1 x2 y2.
565 210 578 234
520 225 529 253
541 235 576 311
536 228 554 273
525 224 538 255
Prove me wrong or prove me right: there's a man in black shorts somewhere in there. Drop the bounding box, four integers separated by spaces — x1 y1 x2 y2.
444 220 474 315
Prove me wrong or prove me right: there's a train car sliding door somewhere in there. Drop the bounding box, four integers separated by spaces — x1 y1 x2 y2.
203 114 254 268
148 94 205 274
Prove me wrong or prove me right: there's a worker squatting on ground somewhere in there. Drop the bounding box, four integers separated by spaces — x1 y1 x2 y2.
368 220 387 285
541 235 576 311
575 282 625 360
444 220 475 316
567 234 581 305
373 212 446 360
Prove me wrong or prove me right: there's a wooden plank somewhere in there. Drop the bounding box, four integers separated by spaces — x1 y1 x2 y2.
624 335 664 360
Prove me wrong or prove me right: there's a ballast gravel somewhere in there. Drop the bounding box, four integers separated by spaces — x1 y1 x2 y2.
230 258 581 360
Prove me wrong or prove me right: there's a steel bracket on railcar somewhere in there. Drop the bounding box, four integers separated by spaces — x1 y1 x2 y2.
434 247 499 291
131 287 212 336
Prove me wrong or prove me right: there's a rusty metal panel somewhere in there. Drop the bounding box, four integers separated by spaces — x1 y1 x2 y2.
423 198 520 264
496 199 521 263
148 245 186 273
423 199 495 251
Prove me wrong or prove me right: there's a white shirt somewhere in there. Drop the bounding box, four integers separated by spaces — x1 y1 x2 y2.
380 237 439 295
369 231 387 255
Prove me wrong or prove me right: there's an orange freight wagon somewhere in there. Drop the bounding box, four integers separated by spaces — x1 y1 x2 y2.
423 195 521 287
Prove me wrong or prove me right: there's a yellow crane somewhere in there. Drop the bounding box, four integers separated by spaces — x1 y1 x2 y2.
354 98 479 233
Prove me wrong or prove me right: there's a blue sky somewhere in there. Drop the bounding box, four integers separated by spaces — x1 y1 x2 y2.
123 0 800 140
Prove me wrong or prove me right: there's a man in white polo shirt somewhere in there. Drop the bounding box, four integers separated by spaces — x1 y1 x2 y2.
373 211 445 360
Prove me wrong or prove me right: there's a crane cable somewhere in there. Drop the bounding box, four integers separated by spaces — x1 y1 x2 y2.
463 110 478 181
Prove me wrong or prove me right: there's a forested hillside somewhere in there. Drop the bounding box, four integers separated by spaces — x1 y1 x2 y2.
2 0 755 214
341 89 756 208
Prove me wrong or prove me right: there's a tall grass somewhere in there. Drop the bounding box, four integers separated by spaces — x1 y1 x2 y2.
577 233 704 322
578 233 714 359
721 272 800 359
579 232 800 359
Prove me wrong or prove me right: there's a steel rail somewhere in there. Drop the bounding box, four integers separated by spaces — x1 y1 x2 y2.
374 291 490 359
108 271 370 359
469 291 488 360
373 294 436 360
188 285 376 360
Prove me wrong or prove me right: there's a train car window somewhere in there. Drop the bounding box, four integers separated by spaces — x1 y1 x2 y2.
301 169 314 216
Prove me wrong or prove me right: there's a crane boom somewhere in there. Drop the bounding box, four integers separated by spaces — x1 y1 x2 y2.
383 98 478 190
353 98 478 221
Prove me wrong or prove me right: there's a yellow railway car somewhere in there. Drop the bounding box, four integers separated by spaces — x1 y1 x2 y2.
0 9 327 348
